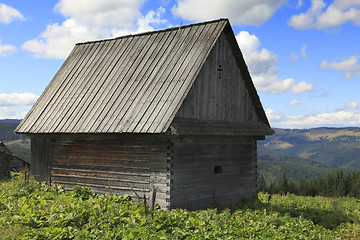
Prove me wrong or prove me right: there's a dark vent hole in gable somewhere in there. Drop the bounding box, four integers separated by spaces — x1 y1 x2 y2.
214 166 222 174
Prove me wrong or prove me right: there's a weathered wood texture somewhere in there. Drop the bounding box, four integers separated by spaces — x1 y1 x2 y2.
16 19 272 136
0 142 27 177
0 152 9 177
31 138 51 183
169 136 257 210
15 20 227 134
175 32 257 122
48 135 170 209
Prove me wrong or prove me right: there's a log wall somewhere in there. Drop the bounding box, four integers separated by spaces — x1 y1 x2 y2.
169 136 257 210
49 135 170 209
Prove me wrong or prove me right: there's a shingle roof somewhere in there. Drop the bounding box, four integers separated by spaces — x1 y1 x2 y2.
15 19 271 135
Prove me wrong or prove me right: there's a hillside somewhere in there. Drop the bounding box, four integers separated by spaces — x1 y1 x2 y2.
0 119 24 142
260 127 360 168
0 119 30 162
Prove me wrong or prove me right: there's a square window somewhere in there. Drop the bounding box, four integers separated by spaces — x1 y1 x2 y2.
214 165 222 174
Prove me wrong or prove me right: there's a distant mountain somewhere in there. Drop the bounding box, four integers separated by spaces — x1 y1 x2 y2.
0 119 22 124
260 127 360 168
0 119 29 162
0 120 24 142
258 127 360 184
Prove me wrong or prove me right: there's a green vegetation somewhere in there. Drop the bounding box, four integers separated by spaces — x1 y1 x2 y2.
1 174 360 239
259 170 360 199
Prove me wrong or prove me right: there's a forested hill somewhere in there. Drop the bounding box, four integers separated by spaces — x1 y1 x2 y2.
0 119 29 162
258 127 360 183
0 119 23 141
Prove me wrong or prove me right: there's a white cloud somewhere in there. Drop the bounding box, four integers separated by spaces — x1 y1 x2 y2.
0 3 24 24
319 55 360 80
236 31 313 94
171 0 286 25
265 108 283 121
342 101 360 110
270 110 360 128
288 99 301 105
290 52 299 62
301 44 307 58
23 1 168 59
54 0 145 29
22 19 108 59
289 0 360 29
0 93 38 119
0 93 38 107
0 40 16 56
296 0 303 9
0 107 28 119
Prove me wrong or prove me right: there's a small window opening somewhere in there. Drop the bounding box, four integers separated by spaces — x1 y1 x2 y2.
214 165 222 174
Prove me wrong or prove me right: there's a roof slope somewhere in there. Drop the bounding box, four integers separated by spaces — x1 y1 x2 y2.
15 19 271 135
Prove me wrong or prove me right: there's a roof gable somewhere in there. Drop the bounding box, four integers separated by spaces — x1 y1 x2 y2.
15 19 272 135
171 29 273 136
16 19 227 134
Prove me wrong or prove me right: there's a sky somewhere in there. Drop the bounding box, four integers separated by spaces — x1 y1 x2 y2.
0 0 360 129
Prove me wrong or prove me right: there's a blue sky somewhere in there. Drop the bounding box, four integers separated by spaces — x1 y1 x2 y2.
0 0 360 128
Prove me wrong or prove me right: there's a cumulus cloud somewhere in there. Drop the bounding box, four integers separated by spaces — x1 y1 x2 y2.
54 0 144 29
344 101 360 109
319 55 360 80
269 110 360 128
171 0 286 25
0 107 28 119
236 31 313 94
336 101 360 111
0 93 38 107
0 3 24 24
23 1 168 59
0 40 16 56
22 19 108 59
265 108 284 122
288 99 302 105
289 0 360 29
0 93 38 119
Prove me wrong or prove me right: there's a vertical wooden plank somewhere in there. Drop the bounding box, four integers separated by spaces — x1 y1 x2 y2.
31 43 99 133
135 25 203 132
30 137 51 183
51 41 115 133
17 45 84 133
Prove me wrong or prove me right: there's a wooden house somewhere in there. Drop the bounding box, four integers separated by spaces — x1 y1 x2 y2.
0 141 28 177
15 19 274 210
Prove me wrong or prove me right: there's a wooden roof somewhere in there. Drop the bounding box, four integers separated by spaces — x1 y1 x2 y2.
15 19 272 135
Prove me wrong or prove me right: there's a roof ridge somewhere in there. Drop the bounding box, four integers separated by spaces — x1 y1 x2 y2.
76 18 229 46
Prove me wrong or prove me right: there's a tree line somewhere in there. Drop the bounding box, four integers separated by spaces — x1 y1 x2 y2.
258 170 360 198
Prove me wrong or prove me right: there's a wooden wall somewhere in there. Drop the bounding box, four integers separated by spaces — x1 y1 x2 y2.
0 152 9 178
48 135 171 209
31 137 51 183
169 136 257 210
176 31 258 122
30 134 258 210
